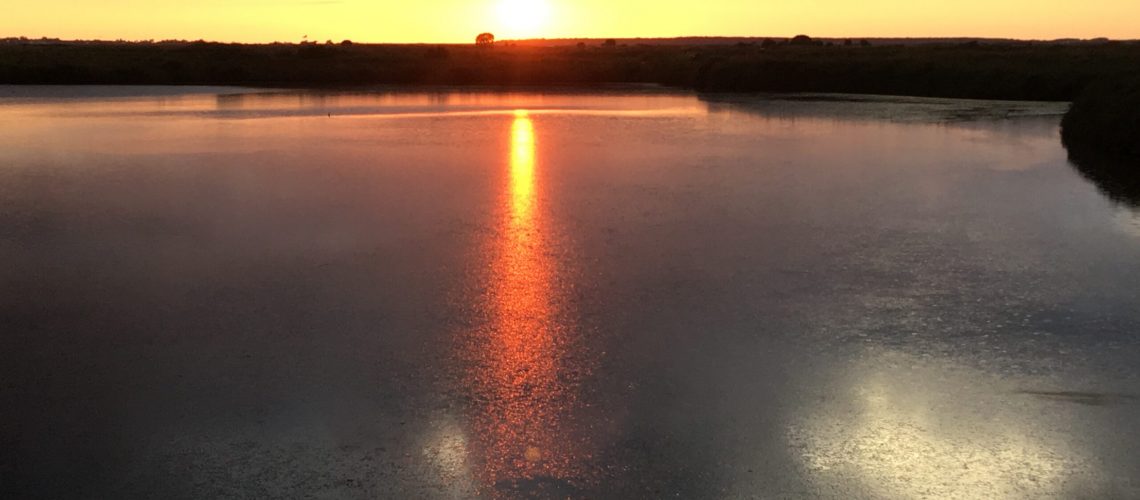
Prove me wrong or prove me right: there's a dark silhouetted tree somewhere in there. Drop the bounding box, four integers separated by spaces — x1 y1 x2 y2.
476 33 495 47
603 39 617 48
790 35 816 46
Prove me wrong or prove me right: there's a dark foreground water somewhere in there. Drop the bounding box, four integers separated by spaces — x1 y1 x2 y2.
1 87 1138 499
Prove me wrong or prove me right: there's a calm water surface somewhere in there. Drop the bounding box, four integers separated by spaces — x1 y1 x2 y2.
1 87 1138 498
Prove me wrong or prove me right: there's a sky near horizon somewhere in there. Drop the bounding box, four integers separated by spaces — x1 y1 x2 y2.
5 0 1140 43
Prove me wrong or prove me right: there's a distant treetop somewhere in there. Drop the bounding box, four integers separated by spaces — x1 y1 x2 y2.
476 33 494 47
790 34 816 46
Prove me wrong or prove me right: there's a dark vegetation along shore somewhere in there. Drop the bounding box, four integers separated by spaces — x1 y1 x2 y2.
2 38 1138 193
3 39 1139 100
1062 78 1140 206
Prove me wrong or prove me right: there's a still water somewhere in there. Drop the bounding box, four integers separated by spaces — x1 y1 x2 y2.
1 87 1137 498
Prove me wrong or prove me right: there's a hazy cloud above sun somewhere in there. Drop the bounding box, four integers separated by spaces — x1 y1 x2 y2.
3 0 1139 42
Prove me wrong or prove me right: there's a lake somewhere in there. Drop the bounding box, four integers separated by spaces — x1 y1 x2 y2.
1 87 1138 498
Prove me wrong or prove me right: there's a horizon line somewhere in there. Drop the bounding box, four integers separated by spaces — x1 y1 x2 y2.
4 34 1138 45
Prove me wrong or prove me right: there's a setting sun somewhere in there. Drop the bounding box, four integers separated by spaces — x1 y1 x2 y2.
4 0 1140 42
496 0 551 38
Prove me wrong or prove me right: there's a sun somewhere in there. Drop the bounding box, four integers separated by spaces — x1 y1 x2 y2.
496 0 551 38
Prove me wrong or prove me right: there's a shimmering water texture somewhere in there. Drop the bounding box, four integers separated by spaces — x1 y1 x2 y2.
1 87 1137 499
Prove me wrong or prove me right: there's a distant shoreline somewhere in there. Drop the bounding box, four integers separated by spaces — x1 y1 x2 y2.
3 39 1137 99
3 39 1137 171
0 40 1131 100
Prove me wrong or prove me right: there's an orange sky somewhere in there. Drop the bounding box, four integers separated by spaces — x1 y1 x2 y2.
4 0 1139 43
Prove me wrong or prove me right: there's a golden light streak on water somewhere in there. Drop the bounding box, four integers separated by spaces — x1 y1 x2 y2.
460 110 589 495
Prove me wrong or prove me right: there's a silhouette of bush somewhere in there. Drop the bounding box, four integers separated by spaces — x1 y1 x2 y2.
1057 78 1140 203
1063 77 1140 160
1061 77 1140 205
789 35 819 47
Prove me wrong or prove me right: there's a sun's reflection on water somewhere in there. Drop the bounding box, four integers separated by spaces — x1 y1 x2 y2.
461 110 588 495
509 110 536 223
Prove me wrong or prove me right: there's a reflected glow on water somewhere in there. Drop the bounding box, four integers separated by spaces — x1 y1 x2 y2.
510 110 536 223
420 416 476 496
2 89 1137 497
786 350 1080 499
464 110 587 493
1113 208 1140 239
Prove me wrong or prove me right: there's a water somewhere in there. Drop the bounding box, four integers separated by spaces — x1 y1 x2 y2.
1 87 1137 498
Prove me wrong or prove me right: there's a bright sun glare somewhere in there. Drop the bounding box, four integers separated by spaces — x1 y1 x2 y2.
497 0 551 37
